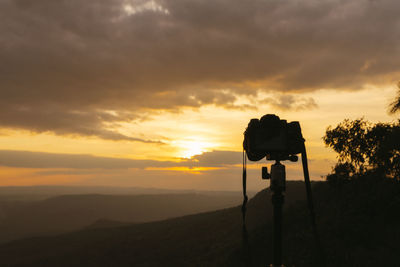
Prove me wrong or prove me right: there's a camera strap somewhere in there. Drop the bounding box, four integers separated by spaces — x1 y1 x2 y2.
241 149 252 266
242 149 248 225
301 145 326 266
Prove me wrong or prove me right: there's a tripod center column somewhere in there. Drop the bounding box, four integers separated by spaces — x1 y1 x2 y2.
270 162 286 267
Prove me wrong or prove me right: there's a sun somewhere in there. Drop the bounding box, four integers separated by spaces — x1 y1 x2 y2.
175 139 214 159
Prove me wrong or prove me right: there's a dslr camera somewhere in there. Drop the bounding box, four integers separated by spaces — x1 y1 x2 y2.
243 114 304 162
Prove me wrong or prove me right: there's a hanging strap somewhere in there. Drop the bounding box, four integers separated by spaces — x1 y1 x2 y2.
242 150 248 225
241 150 252 266
301 145 326 266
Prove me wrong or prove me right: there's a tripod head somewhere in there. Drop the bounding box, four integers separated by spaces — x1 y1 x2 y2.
243 114 304 162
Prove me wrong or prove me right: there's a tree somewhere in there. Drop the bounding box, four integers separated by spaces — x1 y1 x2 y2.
389 81 400 114
325 162 355 185
323 118 400 180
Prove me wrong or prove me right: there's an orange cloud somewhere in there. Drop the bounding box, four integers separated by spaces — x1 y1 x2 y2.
0 167 90 186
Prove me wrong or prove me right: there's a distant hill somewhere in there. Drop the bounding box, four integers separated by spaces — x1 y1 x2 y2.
2 178 398 266
0 186 253 201
0 181 308 266
85 219 133 229
0 193 243 244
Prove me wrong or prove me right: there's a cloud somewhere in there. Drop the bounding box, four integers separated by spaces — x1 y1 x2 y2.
1 0 400 138
0 149 328 189
0 150 166 169
0 106 162 143
190 150 242 166
0 149 242 169
262 94 318 111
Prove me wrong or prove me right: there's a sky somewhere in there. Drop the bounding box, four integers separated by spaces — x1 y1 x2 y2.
0 0 399 191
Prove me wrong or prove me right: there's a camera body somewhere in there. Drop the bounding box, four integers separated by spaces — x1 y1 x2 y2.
243 114 304 161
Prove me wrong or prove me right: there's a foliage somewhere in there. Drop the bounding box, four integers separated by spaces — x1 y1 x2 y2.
323 118 400 180
389 81 400 114
326 162 355 185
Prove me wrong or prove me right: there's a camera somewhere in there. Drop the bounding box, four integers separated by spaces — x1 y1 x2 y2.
243 114 304 161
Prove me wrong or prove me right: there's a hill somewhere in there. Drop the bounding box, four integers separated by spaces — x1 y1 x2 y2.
0 193 242 244
0 182 307 266
235 176 400 266
1 178 399 266
0 186 251 201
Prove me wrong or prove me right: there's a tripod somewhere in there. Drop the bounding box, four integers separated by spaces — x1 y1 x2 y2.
263 161 286 267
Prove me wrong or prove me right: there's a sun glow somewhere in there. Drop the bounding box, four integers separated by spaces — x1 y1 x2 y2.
146 167 222 174
174 139 215 159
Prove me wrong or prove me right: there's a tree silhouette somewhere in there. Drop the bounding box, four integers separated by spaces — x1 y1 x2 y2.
323 118 400 180
389 81 400 114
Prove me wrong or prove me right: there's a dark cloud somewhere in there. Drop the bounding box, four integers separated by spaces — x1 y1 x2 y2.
0 106 162 143
0 150 168 169
1 0 399 138
262 94 318 111
0 149 242 169
190 150 242 166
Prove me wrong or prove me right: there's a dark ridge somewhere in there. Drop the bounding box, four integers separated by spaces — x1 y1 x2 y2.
0 193 242 244
85 219 133 230
0 181 307 266
1 179 398 266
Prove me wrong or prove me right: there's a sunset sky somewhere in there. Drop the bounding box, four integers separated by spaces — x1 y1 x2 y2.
1 0 399 190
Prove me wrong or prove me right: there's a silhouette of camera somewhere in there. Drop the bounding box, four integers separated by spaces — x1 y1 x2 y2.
243 114 304 162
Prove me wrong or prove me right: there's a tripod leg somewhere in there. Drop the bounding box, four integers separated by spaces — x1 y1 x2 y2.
272 191 284 266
